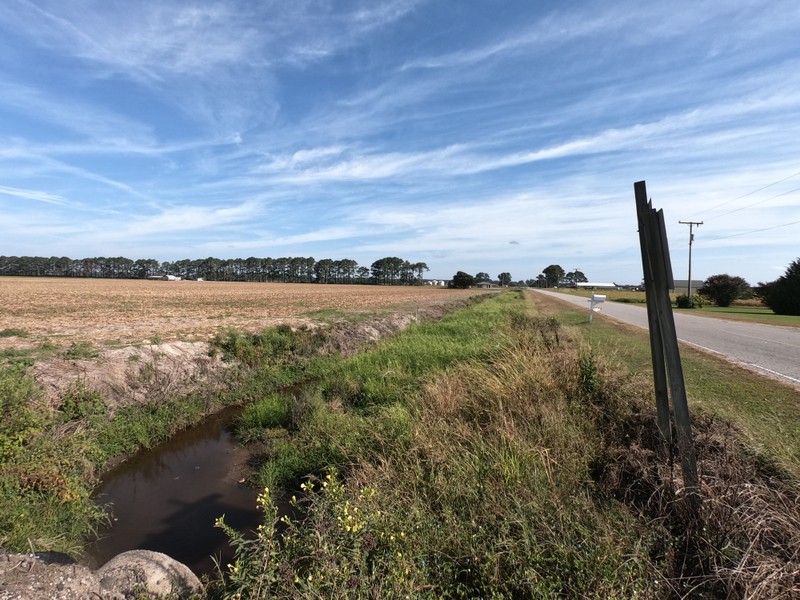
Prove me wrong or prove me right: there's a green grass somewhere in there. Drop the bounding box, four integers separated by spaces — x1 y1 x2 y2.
212 293 663 598
675 304 800 327
246 294 520 491
320 291 518 410
62 341 100 360
538 295 800 478
212 290 800 598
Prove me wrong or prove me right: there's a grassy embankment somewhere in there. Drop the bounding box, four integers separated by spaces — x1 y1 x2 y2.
211 290 800 598
0 324 342 555
541 297 800 476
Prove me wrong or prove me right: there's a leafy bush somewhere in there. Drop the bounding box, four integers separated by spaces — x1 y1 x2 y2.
675 293 704 308
757 258 800 315
211 325 326 367
60 384 107 421
0 364 44 461
699 274 750 307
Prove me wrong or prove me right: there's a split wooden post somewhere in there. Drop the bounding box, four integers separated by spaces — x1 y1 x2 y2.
634 181 701 508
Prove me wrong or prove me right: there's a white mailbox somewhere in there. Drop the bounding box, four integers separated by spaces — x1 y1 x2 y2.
589 294 606 322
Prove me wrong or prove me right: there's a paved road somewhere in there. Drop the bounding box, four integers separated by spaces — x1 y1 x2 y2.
532 289 800 387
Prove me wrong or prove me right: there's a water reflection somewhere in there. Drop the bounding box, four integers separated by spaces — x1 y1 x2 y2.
85 407 261 576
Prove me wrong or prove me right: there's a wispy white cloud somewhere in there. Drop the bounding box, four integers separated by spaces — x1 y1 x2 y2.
0 1 259 80
0 81 156 146
0 184 68 205
252 84 800 187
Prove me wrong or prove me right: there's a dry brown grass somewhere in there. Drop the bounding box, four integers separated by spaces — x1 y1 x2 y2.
0 277 477 348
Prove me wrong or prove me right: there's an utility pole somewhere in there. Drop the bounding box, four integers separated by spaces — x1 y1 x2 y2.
679 220 702 302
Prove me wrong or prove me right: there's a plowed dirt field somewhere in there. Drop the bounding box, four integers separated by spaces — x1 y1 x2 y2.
0 277 478 349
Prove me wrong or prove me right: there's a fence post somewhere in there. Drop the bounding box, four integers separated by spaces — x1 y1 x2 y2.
634 181 701 510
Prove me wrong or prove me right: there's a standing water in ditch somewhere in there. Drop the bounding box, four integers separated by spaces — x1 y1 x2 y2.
84 404 264 576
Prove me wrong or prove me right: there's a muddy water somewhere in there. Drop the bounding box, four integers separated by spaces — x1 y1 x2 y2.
84 406 261 576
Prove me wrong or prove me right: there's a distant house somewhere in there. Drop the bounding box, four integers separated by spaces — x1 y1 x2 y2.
476 281 494 288
671 280 704 294
147 275 182 281
576 282 619 290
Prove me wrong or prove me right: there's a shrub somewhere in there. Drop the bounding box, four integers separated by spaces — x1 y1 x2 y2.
757 258 800 315
675 293 704 308
0 364 44 461
699 274 750 307
60 384 107 421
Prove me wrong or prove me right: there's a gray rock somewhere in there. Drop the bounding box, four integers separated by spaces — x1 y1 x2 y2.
0 548 202 599
97 550 202 599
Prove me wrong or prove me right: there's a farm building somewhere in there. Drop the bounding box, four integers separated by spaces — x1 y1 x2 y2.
147 275 182 281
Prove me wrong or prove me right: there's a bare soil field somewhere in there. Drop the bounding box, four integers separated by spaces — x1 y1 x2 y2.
0 277 477 349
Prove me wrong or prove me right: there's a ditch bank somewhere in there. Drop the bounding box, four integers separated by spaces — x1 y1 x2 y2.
1 295 488 599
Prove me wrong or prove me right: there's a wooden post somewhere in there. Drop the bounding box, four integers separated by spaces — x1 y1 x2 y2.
634 184 671 447
634 181 701 509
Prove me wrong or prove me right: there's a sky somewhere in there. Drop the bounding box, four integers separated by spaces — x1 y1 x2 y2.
1 1 799 284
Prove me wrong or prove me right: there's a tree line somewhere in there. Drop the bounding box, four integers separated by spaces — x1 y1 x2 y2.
0 255 430 286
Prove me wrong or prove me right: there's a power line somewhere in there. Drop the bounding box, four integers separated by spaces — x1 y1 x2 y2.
692 168 800 219
707 185 800 221
699 218 800 243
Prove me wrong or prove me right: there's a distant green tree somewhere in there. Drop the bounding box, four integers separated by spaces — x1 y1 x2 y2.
450 271 475 289
542 265 565 287
315 258 334 284
699 274 749 307
756 258 800 315
474 272 491 283
563 270 588 287
371 257 404 285
412 262 430 283
498 272 512 287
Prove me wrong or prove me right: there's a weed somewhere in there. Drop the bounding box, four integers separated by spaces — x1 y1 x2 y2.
60 384 107 421
0 328 28 338
212 325 326 368
63 341 99 360
235 393 291 442
0 363 44 461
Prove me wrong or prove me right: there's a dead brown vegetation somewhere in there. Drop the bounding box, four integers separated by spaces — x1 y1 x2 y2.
0 277 475 349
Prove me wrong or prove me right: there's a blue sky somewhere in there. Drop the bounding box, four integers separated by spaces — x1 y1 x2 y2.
1 1 799 284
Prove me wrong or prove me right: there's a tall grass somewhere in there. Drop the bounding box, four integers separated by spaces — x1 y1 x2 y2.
212 295 662 598
213 291 800 598
246 292 520 490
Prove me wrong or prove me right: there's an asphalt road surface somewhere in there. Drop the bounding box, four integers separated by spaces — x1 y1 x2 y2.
532 289 800 388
